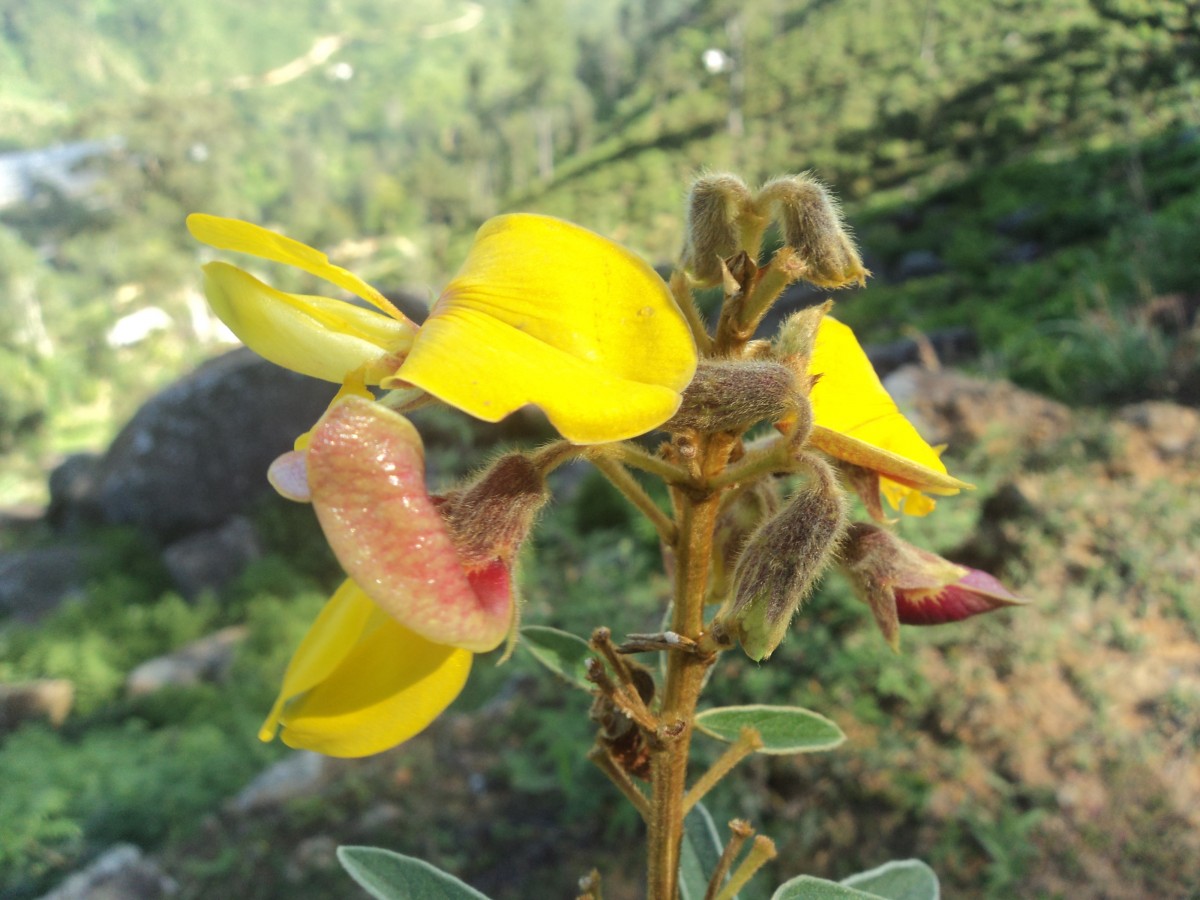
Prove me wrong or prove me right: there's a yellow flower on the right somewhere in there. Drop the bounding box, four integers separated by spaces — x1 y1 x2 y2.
806 316 972 516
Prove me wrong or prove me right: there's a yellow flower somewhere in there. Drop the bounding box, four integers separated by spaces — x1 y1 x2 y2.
259 578 473 757
806 316 971 515
261 397 525 757
187 213 697 444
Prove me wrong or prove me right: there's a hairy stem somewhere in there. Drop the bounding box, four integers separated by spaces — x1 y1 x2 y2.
588 746 650 821
671 269 715 357
715 836 777 900
683 727 763 815
704 820 754 900
646 486 722 900
590 456 677 544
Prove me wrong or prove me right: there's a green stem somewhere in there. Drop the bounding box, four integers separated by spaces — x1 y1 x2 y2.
670 269 714 357
591 456 677 544
606 442 693 484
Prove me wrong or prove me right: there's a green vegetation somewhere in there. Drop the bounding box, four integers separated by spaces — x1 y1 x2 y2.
2 0 1198 496
2 0 1199 896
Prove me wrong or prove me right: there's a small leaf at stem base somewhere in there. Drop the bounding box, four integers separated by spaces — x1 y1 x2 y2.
696 705 845 754
336 846 493 900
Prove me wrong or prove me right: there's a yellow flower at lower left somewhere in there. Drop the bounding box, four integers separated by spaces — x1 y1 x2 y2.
261 578 472 758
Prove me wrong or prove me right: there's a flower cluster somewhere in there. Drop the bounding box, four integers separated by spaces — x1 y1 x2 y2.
189 176 1022 759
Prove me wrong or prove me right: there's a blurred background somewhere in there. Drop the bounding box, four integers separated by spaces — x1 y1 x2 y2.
1 1 1198 897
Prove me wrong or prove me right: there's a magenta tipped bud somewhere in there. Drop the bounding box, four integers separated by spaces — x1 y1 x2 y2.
841 522 1029 650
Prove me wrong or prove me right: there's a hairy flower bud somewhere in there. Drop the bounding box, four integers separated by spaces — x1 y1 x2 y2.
668 359 802 434
756 175 867 289
437 453 549 569
682 174 760 286
719 459 847 660
774 300 832 362
841 522 1029 650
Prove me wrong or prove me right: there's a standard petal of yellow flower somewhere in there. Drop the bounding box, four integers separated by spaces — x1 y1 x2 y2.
187 213 406 320
261 580 471 758
807 317 970 512
394 214 698 444
202 262 415 384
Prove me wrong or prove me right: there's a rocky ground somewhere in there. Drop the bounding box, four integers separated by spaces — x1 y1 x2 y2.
4 359 1200 899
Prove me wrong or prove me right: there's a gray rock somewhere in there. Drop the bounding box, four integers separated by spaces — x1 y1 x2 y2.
226 751 332 814
36 843 177 900
161 516 263 600
894 249 946 281
92 348 335 540
125 626 247 696
0 545 88 622
47 452 101 532
0 679 74 734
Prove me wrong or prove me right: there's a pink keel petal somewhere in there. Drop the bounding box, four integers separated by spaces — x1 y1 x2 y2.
308 397 510 652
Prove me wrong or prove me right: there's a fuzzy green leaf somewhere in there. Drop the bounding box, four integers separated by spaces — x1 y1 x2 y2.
841 860 940 900
695 705 845 754
520 626 597 691
337 846 492 900
679 802 739 900
772 875 884 899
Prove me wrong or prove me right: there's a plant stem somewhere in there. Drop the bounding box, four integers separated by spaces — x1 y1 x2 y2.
590 456 677 544
704 820 754 900
714 836 777 900
646 486 722 900
682 727 763 815
670 269 714 356
588 746 651 821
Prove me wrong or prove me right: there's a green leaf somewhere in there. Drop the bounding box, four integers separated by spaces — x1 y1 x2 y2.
520 626 596 691
841 860 940 900
337 846 493 900
695 705 846 754
772 875 884 899
679 802 739 900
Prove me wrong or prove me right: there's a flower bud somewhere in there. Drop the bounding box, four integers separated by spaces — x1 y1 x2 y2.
756 175 867 288
719 459 847 660
840 522 1029 650
668 359 803 434
437 453 549 569
682 174 760 286
774 300 832 362
710 478 782 603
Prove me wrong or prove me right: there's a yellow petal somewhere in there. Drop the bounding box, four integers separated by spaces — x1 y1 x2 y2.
188 213 407 321
259 579 376 742
807 317 971 512
202 262 414 384
263 581 472 757
395 214 697 444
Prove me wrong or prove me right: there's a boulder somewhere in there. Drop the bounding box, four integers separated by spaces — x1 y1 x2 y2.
225 751 334 815
46 452 102 532
0 545 88 622
125 626 247 696
883 365 1075 457
37 844 177 900
161 516 263 600
91 349 334 540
